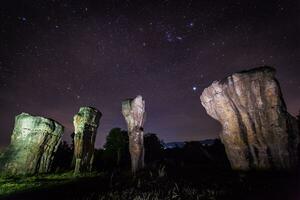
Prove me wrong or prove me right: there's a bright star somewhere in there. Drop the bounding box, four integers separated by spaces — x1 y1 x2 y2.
192 86 197 91
188 22 194 27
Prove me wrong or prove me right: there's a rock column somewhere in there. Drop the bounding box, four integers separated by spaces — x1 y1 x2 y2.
0 113 64 175
200 66 299 170
73 107 101 174
122 95 146 174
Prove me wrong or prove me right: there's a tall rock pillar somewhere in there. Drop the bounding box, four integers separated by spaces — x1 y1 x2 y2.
0 113 64 175
73 107 101 174
200 66 299 170
122 95 146 174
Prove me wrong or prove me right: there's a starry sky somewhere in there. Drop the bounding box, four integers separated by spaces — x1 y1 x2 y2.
0 0 299 148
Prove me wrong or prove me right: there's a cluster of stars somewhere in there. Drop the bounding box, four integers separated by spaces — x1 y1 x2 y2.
0 0 298 148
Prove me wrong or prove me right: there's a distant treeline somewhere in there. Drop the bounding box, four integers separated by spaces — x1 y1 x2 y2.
51 127 231 172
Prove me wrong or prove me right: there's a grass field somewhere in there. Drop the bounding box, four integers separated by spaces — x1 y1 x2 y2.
0 165 299 200
0 172 101 198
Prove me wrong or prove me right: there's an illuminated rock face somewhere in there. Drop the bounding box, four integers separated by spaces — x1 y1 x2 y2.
122 95 146 174
200 66 299 170
0 113 64 175
73 107 101 174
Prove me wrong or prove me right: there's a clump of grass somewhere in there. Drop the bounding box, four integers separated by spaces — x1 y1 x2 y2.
0 181 40 196
92 184 222 200
0 171 101 197
0 175 41 196
87 171 225 200
0 167 296 199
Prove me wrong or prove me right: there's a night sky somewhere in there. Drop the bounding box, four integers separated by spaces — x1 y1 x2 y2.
0 0 299 148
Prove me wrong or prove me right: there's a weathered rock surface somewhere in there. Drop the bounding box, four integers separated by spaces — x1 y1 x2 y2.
200 66 299 170
73 107 101 174
0 113 64 175
122 95 146 174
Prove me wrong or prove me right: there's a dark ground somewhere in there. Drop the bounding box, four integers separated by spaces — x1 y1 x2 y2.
1 137 299 200
1 165 299 200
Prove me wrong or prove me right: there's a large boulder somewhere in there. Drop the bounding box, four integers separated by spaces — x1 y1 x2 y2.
122 95 146 174
200 66 299 170
0 113 64 175
73 107 101 174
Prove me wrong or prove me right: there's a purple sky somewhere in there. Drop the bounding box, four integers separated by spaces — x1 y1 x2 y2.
0 0 299 148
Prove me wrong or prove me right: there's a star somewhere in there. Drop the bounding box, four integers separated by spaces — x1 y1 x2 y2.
188 22 194 27
0 0 298 150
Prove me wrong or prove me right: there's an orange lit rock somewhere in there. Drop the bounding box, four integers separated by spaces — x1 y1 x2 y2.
122 95 146 174
200 66 299 170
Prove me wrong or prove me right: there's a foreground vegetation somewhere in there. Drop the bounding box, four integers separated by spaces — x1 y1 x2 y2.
0 166 298 200
0 130 299 199
0 172 101 197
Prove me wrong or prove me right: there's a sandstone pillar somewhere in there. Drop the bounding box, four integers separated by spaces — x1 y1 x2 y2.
0 113 64 175
200 66 299 170
122 95 146 174
73 107 101 174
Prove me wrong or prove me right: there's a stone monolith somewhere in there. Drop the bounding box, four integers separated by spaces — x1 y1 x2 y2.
122 95 146 174
200 66 299 170
0 113 64 175
73 107 101 174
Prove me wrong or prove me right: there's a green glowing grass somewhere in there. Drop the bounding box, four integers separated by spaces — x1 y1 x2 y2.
0 171 100 197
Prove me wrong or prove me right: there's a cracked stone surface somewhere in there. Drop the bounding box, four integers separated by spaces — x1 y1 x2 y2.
0 113 64 175
200 66 299 170
73 107 101 174
122 95 146 174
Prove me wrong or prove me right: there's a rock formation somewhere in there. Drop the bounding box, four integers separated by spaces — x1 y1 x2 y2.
122 95 146 174
0 113 64 175
73 107 101 174
200 66 299 170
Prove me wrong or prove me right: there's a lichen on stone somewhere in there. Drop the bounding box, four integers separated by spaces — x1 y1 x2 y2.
73 107 101 174
0 113 64 175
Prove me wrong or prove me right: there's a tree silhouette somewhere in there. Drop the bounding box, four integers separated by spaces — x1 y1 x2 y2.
144 133 164 164
297 110 300 129
51 140 73 172
297 111 300 162
103 128 129 167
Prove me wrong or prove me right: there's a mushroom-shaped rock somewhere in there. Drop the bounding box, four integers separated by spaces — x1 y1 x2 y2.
73 107 101 174
0 113 64 175
122 95 146 174
200 66 299 170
